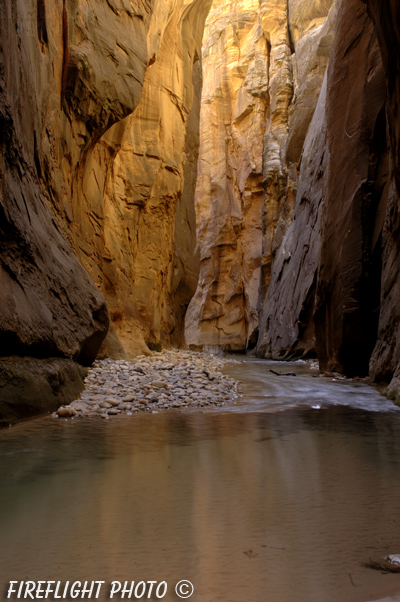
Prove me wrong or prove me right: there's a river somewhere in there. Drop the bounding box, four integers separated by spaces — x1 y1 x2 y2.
1 357 400 602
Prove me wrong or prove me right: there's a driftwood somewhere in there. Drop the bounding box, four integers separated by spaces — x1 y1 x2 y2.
269 369 296 377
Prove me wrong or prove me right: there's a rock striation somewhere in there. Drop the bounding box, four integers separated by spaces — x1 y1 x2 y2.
187 0 400 395
186 0 337 351
92 0 211 356
258 0 386 370
256 71 329 360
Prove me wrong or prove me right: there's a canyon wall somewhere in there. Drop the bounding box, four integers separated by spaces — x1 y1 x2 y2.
185 0 337 350
71 0 212 357
257 0 400 392
0 0 211 421
189 0 400 394
258 0 386 371
364 0 400 394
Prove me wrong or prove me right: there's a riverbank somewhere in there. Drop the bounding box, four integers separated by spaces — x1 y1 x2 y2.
55 350 239 419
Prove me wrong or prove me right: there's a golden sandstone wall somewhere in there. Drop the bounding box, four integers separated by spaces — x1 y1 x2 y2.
0 0 211 366
0 0 211 420
185 0 337 351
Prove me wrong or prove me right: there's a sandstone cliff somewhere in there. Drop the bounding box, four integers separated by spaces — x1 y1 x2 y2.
185 0 337 351
257 0 400 393
92 0 211 356
0 0 211 422
188 0 400 395
258 0 386 370
363 0 400 393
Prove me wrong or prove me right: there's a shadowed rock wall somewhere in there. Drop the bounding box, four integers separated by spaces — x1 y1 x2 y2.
256 71 329 359
260 0 387 372
257 0 400 393
313 1 386 376
364 0 400 393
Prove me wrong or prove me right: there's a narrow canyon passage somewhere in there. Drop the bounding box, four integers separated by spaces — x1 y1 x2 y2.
1 0 400 420
1 1 400 601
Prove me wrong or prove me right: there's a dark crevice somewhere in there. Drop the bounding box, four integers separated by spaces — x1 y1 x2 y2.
61 0 69 108
339 106 387 377
286 0 295 54
37 0 48 47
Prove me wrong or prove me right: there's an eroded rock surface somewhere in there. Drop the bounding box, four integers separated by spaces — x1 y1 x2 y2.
258 0 400 394
186 0 337 351
313 1 386 376
0 0 211 423
365 0 400 394
256 72 329 359
0 358 86 427
0 0 117 364
93 0 211 356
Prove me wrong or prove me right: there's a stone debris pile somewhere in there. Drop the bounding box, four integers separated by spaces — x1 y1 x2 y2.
55 350 239 419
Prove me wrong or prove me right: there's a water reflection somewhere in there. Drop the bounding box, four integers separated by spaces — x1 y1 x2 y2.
1 367 400 601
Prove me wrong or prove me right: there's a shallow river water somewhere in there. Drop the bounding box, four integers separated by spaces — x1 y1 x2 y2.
1 358 400 602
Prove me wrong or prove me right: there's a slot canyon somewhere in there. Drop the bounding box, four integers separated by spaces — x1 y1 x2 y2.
3 3 400 600
1 0 399 423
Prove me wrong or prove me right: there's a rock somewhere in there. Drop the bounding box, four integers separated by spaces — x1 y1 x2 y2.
256 70 329 359
99 401 112 409
366 0 400 395
0 0 213 412
0 357 86 427
256 0 400 388
52 350 239 419
57 406 77 418
104 398 121 407
70 401 89 412
384 555 400 572
150 381 168 389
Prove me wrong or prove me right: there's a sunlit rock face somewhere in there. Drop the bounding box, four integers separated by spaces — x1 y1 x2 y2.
0 0 211 421
185 0 268 351
1 0 212 365
185 0 336 350
90 0 212 356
